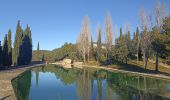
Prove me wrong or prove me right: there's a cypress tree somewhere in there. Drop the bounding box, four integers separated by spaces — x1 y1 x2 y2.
0 41 2 67
20 25 32 65
91 36 93 52
3 34 8 66
97 28 102 62
27 26 32 64
13 20 23 66
37 42 39 51
20 28 28 65
120 28 123 38
37 42 40 61
8 30 12 66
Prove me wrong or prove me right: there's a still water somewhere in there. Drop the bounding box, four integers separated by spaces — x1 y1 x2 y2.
12 65 170 100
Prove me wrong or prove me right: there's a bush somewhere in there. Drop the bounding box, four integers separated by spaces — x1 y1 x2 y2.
98 55 107 63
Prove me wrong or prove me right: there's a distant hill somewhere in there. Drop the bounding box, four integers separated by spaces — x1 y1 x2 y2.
32 43 77 62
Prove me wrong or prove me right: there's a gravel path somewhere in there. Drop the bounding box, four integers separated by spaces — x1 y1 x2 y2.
0 64 43 100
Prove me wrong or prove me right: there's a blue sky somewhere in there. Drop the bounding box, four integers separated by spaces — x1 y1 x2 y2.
0 0 169 50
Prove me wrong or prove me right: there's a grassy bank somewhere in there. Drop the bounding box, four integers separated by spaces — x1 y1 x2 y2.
83 60 170 78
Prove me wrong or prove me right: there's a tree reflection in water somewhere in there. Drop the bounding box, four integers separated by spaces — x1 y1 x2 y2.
12 65 170 100
76 69 93 100
12 70 31 100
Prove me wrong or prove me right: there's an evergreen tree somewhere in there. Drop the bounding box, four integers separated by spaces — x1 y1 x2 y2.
20 25 32 65
90 36 94 59
97 27 102 62
13 20 23 66
37 42 40 61
126 31 132 58
3 34 8 66
0 41 2 67
37 41 39 51
162 16 170 57
8 30 12 66
132 27 142 63
116 28 128 63
91 36 93 52
28 26 32 64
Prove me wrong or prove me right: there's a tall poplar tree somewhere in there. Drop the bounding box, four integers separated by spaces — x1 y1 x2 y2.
105 12 113 59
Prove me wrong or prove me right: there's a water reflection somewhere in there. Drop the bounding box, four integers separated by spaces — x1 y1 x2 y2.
76 69 93 100
12 70 31 100
12 65 170 100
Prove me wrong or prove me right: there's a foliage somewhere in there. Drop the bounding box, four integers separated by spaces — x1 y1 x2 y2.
32 43 77 62
77 16 91 62
2 34 8 66
97 26 102 62
13 20 23 65
0 20 33 67
114 28 128 63
8 30 12 66
0 42 2 67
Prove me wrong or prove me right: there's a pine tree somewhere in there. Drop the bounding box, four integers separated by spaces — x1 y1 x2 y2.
0 41 3 67
162 16 170 58
3 34 8 66
8 30 12 66
13 20 23 66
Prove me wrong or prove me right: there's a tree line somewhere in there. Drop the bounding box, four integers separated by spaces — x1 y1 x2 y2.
0 20 32 68
76 1 170 72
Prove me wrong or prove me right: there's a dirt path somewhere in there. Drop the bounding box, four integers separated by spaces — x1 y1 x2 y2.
0 64 43 100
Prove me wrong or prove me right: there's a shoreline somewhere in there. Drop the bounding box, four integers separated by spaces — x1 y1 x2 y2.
0 64 43 100
51 62 170 80
81 64 170 80
1 63 170 100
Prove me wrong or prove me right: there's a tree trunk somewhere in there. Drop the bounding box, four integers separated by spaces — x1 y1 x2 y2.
126 57 127 64
106 49 108 59
143 51 146 68
144 55 148 70
137 50 139 64
83 47 86 63
88 47 89 62
155 51 159 72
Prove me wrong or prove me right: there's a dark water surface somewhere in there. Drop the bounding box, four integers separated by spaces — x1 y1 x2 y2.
12 65 170 100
